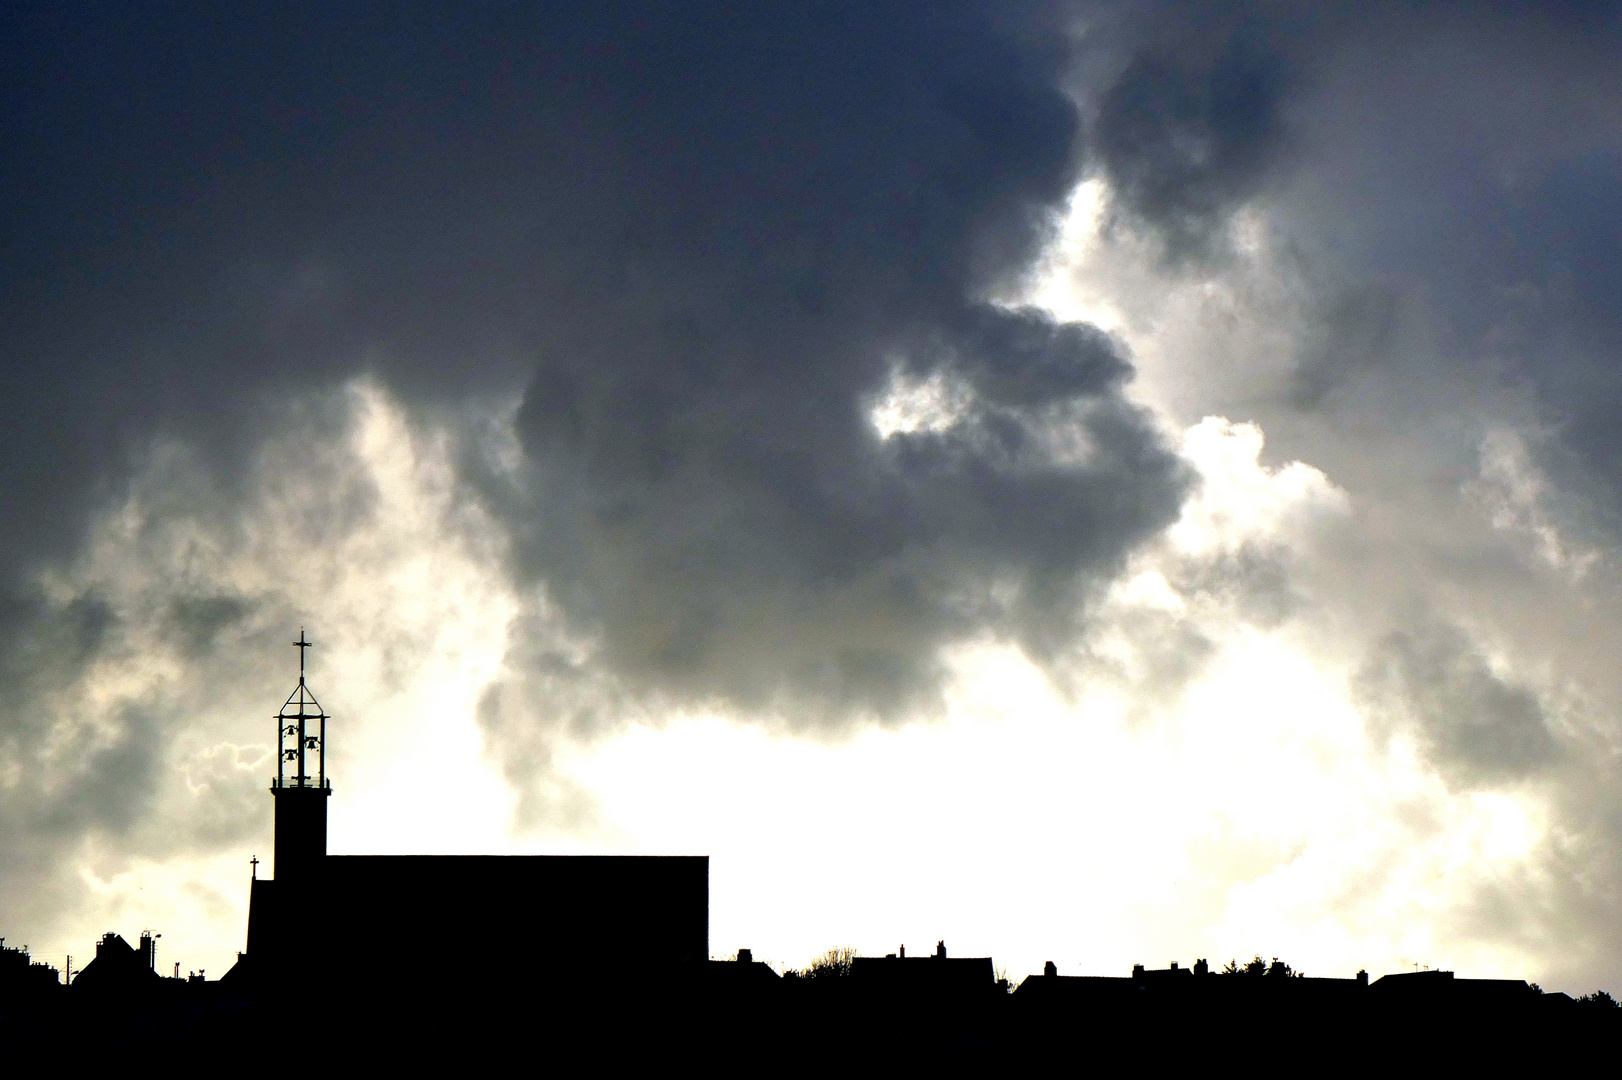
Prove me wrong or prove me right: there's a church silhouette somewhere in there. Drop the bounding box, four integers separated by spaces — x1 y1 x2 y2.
221 633 709 1003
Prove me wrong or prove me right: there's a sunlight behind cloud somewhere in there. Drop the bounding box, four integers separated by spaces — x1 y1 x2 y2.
989 173 1582 985
550 622 1555 982
26 381 523 976
868 367 974 439
1169 417 1348 558
530 408 1559 983
1024 178 1127 334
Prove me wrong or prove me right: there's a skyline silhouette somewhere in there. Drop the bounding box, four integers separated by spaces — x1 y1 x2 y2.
4 636 1618 1061
6 0 1622 1016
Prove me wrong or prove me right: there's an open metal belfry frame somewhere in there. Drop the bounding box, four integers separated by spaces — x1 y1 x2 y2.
275 630 329 790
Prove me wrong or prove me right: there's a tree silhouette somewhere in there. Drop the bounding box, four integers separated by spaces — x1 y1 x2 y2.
797 946 858 979
1221 955 1300 978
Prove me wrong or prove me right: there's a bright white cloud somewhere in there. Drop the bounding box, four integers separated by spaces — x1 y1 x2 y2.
1168 416 1348 558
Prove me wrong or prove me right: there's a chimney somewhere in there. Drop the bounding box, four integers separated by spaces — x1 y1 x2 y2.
736 949 752 964
1194 958 1209 976
935 940 946 959
1132 964 1145 979
1356 970 1369 986
1170 961 1178 971
1044 961 1058 977
899 945 905 958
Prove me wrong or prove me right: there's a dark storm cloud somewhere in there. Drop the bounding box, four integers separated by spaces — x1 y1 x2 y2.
472 5 1193 749
1087 6 1301 260
0 592 122 830
0 585 266 927
1252 5 1622 494
0 2 1189 842
1356 619 1556 788
164 597 256 660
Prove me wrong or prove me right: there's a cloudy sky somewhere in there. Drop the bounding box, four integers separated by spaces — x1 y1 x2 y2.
4 1 1622 991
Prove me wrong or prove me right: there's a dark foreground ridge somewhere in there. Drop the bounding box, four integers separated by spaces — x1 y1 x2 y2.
3 638 1617 1065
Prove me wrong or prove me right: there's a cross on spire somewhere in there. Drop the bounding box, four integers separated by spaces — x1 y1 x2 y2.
250 856 259 880
276 630 329 791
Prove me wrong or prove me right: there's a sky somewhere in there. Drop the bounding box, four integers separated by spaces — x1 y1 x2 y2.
3 1 1622 992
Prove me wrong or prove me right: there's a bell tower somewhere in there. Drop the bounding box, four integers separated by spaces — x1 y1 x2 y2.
271 630 331 880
